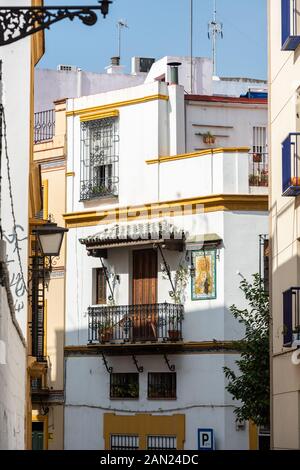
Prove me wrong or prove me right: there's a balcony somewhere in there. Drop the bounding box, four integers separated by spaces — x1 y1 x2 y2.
282 133 300 196
88 303 184 345
34 109 55 143
281 0 300 50
249 152 268 187
283 287 300 347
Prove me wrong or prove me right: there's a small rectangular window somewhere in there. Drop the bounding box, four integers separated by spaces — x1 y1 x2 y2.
110 373 139 399
147 435 177 450
95 268 106 304
148 373 176 399
110 435 139 450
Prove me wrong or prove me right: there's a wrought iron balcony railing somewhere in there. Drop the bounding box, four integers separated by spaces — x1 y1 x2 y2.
249 152 268 187
283 287 300 347
281 0 300 50
88 303 184 344
282 133 300 196
80 175 119 201
34 109 55 143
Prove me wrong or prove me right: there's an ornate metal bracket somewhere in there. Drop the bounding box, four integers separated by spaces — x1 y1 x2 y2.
101 352 113 374
157 244 176 298
0 1 112 46
132 355 143 373
163 354 175 372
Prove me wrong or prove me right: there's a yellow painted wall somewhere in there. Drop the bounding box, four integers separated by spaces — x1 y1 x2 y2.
104 413 185 450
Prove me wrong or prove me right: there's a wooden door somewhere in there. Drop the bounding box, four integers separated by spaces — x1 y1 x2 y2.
132 249 157 340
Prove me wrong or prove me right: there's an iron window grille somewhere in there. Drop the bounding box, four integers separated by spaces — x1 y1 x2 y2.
34 109 55 143
281 0 300 50
148 372 176 399
283 287 300 347
147 435 177 450
110 435 139 450
249 126 268 187
110 373 139 399
80 117 119 201
282 133 300 196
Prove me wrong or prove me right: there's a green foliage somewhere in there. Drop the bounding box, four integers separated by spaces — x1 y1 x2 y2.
223 274 270 427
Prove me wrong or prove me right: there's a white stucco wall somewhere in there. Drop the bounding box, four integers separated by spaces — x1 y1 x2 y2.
35 68 145 112
0 267 26 450
1 2 31 337
64 73 268 451
64 354 248 451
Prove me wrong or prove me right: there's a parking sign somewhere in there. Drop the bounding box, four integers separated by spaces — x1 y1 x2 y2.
198 428 215 450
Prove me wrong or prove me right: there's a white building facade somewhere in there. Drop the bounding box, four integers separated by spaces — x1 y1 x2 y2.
63 59 268 450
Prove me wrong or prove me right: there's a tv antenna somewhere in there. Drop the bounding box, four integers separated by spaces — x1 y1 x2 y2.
208 0 223 76
117 19 129 62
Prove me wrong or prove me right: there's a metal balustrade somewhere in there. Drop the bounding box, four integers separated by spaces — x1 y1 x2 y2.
283 287 300 347
249 152 268 187
281 0 300 50
282 133 300 196
34 109 55 143
88 303 184 344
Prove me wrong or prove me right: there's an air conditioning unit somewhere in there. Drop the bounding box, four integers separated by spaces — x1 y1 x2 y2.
132 57 155 74
57 64 79 72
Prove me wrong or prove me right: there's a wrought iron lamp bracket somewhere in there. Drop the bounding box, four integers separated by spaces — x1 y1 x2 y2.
132 355 143 373
0 1 112 46
163 354 175 372
101 352 113 374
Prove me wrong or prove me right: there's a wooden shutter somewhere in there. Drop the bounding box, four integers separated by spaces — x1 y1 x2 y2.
96 268 107 304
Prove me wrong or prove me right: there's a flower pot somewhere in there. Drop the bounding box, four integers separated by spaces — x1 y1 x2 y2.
290 177 300 186
99 329 112 343
253 153 262 163
168 329 181 341
203 136 215 144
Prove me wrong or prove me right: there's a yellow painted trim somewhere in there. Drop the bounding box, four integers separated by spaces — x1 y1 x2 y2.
66 94 169 118
80 110 119 122
104 413 185 450
32 414 48 450
66 172 75 177
249 420 258 450
146 147 250 165
42 179 48 220
63 194 268 228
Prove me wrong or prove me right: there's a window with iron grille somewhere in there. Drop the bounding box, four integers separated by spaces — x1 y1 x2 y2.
110 373 139 399
252 126 267 155
95 268 107 304
80 117 119 201
148 372 176 399
110 435 139 450
147 435 177 450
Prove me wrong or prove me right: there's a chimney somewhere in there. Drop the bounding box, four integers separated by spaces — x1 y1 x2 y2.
167 61 182 85
105 56 125 74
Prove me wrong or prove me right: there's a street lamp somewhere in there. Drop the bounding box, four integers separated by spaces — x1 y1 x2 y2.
0 1 112 46
30 222 68 361
33 221 68 259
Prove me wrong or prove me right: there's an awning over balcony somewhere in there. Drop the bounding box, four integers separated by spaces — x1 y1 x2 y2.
79 220 185 254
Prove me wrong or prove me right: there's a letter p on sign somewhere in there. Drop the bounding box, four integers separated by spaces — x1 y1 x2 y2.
198 428 215 450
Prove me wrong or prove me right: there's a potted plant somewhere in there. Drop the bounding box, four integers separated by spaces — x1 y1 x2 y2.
98 318 113 343
290 176 300 187
253 152 262 163
167 265 188 341
202 131 216 144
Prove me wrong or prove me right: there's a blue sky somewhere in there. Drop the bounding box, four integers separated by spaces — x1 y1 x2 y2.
40 0 267 79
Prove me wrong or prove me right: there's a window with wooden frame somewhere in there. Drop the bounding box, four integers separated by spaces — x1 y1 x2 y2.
110 373 139 399
148 373 176 399
95 268 107 304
